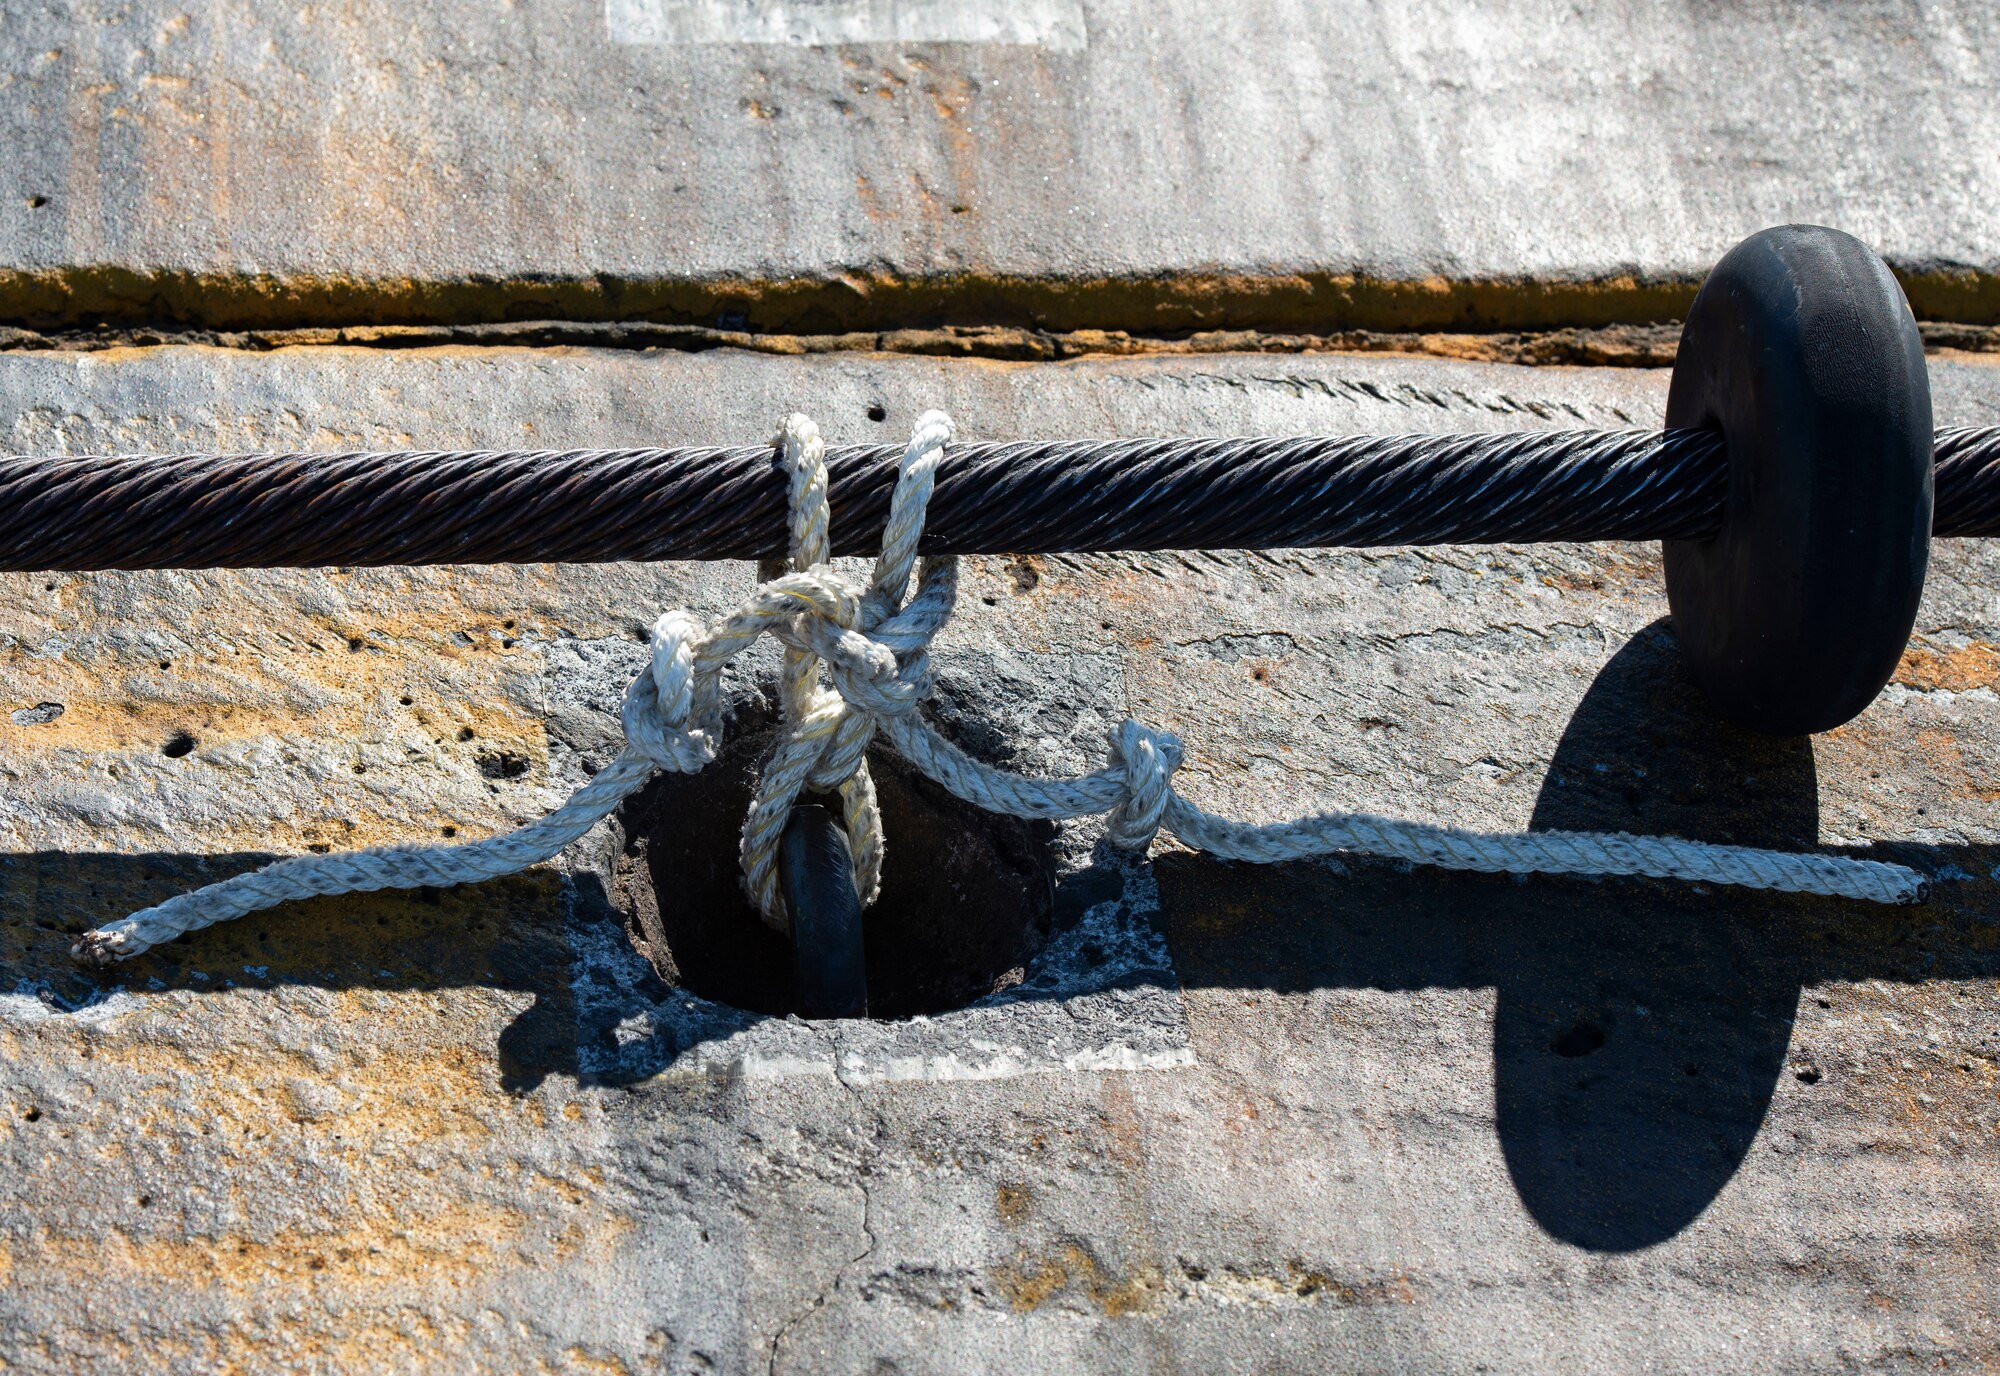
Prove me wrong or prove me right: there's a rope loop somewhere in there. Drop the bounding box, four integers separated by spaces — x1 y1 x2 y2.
71 406 1933 970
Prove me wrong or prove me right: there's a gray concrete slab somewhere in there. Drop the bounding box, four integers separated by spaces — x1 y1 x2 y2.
1 2 1997 330
3 345 2000 1372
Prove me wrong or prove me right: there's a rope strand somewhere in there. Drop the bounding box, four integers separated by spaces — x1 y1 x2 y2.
71 410 1928 968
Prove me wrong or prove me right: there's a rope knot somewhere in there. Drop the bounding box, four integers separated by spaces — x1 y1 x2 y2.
735 410 957 929
777 580 932 720
1106 719 1185 851
620 610 719 773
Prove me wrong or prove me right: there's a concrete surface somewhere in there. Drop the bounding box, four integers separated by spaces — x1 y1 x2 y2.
1 1 1998 330
4 346 2000 1371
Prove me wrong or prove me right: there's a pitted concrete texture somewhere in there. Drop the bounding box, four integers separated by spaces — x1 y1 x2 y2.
1 2 1998 329
4 347 2000 1372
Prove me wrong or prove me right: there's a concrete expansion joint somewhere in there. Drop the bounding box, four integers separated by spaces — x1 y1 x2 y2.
1 315 1996 370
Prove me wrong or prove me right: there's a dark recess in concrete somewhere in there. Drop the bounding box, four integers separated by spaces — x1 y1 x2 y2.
614 710 1059 1019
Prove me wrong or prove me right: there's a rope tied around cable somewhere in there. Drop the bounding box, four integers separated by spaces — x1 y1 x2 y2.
72 409 1929 969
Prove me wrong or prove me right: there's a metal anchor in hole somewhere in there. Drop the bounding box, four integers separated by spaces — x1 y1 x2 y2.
778 804 869 1019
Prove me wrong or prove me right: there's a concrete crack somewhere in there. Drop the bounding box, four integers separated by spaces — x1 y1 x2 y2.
765 1088 884 1376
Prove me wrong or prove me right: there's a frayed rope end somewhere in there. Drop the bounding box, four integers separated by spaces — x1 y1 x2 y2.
71 927 137 969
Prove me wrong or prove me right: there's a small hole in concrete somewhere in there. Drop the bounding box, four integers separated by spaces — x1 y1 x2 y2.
1795 1066 1822 1085
161 731 196 759
477 751 530 780
614 712 1058 1018
26 195 47 208
1550 1019 1606 1058
866 403 888 422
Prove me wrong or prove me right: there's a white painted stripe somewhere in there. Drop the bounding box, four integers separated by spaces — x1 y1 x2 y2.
671 1040 1197 1084
606 0 1087 48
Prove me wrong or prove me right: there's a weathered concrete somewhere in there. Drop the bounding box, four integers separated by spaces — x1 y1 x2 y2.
4 346 2000 1371
1 2 1998 330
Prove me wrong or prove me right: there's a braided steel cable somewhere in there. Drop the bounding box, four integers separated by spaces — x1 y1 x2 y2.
3 426 1998 571
1933 427 2000 537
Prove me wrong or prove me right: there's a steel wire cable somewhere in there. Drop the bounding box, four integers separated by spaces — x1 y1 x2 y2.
1934 426 2000 537
3 426 1999 571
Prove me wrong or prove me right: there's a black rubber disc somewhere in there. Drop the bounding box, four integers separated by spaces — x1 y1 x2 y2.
1664 225 1932 735
779 804 869 1019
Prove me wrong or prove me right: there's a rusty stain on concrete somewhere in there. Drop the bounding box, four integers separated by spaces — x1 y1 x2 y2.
1895 638 2000 694
991 1242 1167 1316
993 1182 1030 1226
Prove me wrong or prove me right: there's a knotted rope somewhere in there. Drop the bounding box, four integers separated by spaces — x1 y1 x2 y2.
72 410 1927 968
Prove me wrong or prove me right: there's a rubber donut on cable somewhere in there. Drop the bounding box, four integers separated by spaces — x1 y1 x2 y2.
1664 224 1933 735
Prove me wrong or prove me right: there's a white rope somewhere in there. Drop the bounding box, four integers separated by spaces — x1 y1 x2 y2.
71 410 1928 967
